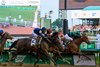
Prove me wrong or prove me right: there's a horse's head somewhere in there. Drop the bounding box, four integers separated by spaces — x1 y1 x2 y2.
3 32 13 39
81 33 91 44
52 32 64 51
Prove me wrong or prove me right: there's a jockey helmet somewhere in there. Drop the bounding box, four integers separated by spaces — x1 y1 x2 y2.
41 27 47 34
0 30 4 35
41 27 46 31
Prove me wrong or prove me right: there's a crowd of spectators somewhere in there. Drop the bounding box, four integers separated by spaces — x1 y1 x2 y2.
70 24 100 32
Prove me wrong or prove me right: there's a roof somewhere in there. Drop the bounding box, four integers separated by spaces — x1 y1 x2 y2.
83 6 100 10
59 0 100 10
0 25 34 35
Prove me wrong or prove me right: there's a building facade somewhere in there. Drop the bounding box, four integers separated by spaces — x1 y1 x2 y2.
59 0 100 28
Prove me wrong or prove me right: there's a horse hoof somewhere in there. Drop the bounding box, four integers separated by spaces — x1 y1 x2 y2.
15 63 23 66
0 63 1 65
18 62 23 66
8 62 13 66
34 65 39 67
56 65 60 67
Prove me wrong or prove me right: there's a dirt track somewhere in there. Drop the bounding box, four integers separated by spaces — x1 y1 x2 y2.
0 64 99 67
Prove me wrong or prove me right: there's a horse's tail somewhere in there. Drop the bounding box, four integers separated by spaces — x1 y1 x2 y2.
9 40 18 50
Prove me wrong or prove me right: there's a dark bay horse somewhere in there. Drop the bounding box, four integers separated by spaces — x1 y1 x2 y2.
8 37 42 66
8 33 64 67
0 32 13 65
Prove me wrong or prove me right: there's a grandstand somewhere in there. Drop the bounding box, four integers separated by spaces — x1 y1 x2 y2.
0 6 37 27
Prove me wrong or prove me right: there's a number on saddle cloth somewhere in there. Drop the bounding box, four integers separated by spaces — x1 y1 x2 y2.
31 38 36 46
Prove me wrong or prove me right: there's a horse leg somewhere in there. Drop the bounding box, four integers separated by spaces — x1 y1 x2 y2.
0 52 7 66
8 48 24 66
34 57 40 67
77 54 81 63
32 52 40 67
15 48 26 66
71 50 91 62
8 51 18 66
80 52 91 61
42 49 59 67
0 52 3 65
53 51 62 62
69 48 83 63
77 52 91 63
52 53 58 62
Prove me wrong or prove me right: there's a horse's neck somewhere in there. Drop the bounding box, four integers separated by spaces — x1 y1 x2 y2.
74 37 83 46
0 37 7 47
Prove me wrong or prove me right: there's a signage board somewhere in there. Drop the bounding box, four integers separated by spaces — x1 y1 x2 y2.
73 55 96 66
71 10 100 19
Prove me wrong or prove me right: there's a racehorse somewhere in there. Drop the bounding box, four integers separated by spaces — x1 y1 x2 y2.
0 32 13 65
8 32 64 67
52 32 91 63
63 33 91 62
65 34 90 53
8 37 43 66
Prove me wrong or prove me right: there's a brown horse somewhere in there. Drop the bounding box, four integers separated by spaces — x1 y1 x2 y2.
8 33 63 67
52 32 91 63
57 32 90 54
63 34 91 62
0 32 13 65
65 34 90 53
8 37 42 66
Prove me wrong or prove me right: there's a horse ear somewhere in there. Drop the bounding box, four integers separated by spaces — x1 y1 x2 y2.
5 32 8 34
5 32 10 35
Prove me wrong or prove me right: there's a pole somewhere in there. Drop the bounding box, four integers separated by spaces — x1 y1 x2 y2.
49 10 53 28
63 0 68 35
65 0 67 10
50 18 51 28
40 18 41 28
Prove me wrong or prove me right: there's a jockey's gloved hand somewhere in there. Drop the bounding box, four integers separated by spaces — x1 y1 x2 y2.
39 30 42 34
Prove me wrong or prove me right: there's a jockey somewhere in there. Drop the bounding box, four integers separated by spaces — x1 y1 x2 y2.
68 31 81 39
33 27 47 38
58 29 73 48
31 27 47 45
31 28 41 45
33 28 41 37
64 34 73 41
0 30 4 39
41 27 47 37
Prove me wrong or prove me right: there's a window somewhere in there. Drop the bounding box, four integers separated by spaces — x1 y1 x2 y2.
82 19 99 26
74 0 86 2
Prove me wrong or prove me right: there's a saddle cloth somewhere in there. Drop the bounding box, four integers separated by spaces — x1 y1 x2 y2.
31 38 36 46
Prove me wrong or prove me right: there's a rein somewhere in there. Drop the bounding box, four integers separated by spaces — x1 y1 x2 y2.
0 33 5 43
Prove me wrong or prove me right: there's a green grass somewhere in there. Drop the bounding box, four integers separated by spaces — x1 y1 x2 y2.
0 6 37 22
